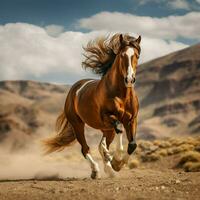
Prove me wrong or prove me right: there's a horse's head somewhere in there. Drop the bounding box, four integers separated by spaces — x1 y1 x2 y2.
117 34 141 88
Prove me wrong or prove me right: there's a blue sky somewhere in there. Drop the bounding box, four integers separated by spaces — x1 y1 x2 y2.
0 0 200 83
1 0 199 27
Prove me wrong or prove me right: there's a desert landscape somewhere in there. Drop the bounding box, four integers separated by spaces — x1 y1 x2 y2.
0 44 200 199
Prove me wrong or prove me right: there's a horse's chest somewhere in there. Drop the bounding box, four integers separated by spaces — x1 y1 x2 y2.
124 101 134 111
122 98 138 119
110 96 138 120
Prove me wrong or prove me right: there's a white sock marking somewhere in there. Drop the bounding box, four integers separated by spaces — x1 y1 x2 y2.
86 153 99 172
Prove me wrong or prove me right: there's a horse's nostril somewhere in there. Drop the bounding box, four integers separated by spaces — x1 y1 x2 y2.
125 77 128 83
130 78 136 84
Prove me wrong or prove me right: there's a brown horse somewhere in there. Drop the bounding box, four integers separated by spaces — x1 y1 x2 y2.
43 33 141 179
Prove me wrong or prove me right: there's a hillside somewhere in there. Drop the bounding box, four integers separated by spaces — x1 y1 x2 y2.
137 43 200 139
0 81 68 149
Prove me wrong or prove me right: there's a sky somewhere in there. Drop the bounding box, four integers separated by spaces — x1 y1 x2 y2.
0 0 200 84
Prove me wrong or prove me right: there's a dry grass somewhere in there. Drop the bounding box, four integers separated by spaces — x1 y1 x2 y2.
194 145 200 152
136 136 200 172
167 146 185 155
177 151 200 167
174 150 200 172
183 161 200 172
158 149 168 157
154 140 171 148
141 152 161 162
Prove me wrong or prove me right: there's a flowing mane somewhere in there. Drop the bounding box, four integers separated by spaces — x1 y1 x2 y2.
82 33 140 76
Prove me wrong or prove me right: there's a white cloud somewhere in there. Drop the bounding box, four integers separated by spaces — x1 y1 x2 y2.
168 0 190 10
135 0 161 5
78 11 200 40
136 0 193 10
45 24 65 37
0 22 188 83
140 37 187 63
135 0 200 10
0 23 102 83
136 0 152 5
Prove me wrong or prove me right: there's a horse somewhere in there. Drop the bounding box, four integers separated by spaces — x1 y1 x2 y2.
43 33 141 179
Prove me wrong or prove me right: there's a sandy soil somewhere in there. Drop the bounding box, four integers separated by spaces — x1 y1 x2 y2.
0 165 199 200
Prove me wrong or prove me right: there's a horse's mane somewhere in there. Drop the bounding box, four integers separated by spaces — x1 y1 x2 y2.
82 33 140 76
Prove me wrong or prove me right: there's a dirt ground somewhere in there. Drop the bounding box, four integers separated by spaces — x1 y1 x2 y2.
0 163 200 200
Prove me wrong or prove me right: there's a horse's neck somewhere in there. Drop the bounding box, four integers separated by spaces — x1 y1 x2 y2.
103 58 134 100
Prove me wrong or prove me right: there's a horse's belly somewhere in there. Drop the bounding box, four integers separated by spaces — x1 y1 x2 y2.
85 119 103 130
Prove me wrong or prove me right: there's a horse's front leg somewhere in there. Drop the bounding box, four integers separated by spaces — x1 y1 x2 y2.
111 132 124 171
123 117 138 164
101 98 125 133
111 117 137 171
103 114 124 133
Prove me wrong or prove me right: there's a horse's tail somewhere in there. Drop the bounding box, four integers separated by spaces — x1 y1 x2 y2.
43 111 76 154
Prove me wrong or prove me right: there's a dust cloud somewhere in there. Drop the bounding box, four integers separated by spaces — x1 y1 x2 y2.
0 130 93 180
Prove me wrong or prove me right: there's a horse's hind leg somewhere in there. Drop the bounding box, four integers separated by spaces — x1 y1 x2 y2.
70 118 100 179
111 133 124 171
99 130 115 177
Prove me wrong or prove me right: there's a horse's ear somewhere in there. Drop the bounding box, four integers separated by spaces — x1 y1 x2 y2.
113 34 124 54
136 35 141 44
119 34 127 49
119 34 123 45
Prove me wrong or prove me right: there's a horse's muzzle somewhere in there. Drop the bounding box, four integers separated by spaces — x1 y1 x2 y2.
124 77 136 87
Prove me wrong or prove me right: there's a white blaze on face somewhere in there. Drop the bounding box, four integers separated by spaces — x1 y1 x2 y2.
125 47 135 82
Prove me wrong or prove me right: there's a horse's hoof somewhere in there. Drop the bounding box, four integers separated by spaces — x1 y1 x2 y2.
91 171 100 179
128 141 137 154
111 157 124 172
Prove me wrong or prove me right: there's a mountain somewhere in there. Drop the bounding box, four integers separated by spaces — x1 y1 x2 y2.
136 43 200 139
0 44 200 146
0 80 69 149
